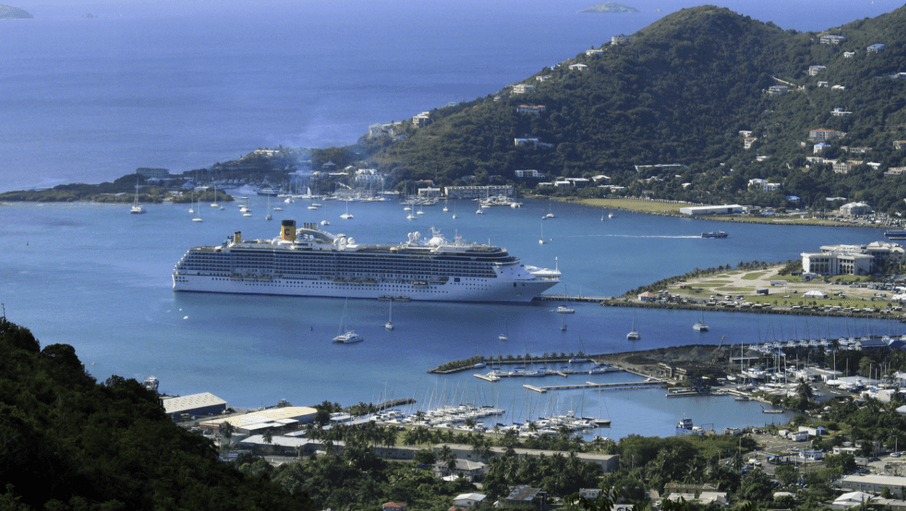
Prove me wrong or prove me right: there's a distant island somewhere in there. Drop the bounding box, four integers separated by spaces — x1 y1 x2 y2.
578 2 638 13
0 4 33 19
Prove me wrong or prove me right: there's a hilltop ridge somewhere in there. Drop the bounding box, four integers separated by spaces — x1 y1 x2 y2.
0 4 32 19
351 4 906 214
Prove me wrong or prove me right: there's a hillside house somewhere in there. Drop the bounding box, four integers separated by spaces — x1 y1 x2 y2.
867 43 885 53
516 105 545 114
611 34 631 45
814 142 830 154
767 85 788 95
831 107 851 116
820 35 845 45
809 128 843 142
744 137 757 149
833 161 861 174
354 169 384 184
844 51 856 58
808 65 827 76
412 112 431 127
884 167 906 176
817 81 829 87
591 175 611 185
739 130 753 137
503 486 548 510
535 75 551 82
568 63 587 71
453 494 486 508
514 170 544 178
586 49 604 56
512 84 536 94
832 84 846 90
895 141 906 150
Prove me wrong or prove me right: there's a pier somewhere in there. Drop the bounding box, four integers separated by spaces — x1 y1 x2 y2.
534 294 607 303
522 379 667 394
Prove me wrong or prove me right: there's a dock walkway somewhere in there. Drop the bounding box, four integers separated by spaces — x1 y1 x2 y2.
522 379 667 394
534 294 607 303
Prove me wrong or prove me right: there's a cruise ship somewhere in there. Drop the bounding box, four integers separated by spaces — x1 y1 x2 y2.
172 220 560 302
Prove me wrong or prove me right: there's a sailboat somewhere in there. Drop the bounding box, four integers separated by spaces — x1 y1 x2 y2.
452 202 457 219
210 188 219 208
340 200 353 219
130 179 145 214
333 298 363 343
539 222 546 245
265 195 273 221
693 308 709 332
188 192 195 214
192 196 203 222
385 300 394 330
498 321 509 341
321 205 330 226
443 200 449 212
627 313 640 341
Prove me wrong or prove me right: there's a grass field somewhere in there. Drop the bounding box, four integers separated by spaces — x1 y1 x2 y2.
571 198 855 227
576 198 684 214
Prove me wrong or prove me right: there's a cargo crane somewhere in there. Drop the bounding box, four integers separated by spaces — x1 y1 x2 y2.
709 335 727 367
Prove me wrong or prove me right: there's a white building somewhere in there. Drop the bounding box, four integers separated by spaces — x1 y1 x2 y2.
840 474 906 495
679 204 744 215
840 202 871 216
820 35 846 45
801 241 904 275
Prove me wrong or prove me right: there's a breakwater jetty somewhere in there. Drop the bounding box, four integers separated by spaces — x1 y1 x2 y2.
522 379 667 394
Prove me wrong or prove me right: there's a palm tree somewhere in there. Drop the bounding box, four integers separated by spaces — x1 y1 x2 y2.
220 422 234 453
439 445 457 472
262 429 273 447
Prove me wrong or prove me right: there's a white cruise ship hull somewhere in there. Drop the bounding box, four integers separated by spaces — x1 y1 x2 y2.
173 270 555 303
172 222 559 303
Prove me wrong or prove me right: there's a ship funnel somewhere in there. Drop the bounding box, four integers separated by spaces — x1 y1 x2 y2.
234 231 242 244
281 220 296 241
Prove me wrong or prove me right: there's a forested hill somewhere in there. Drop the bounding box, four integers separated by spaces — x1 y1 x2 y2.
0 318 313 510
357 5 906 213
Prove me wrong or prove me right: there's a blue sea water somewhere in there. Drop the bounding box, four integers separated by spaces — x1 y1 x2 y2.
1 0 899 191
0 197 899 438
2 0 903 439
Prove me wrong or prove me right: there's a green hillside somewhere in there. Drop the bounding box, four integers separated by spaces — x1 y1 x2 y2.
0 318 312 510
352 5 906 212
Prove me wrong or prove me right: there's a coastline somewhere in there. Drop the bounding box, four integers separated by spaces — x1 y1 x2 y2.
555 196 896 230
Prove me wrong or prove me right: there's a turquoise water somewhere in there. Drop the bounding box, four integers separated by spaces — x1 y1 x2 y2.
0 197 896 437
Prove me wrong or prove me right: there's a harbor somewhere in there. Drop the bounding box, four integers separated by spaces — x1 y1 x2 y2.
3 197 892 439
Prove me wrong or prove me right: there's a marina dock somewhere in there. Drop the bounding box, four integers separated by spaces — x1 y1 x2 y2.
534 294 607 303
522 379 667 394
